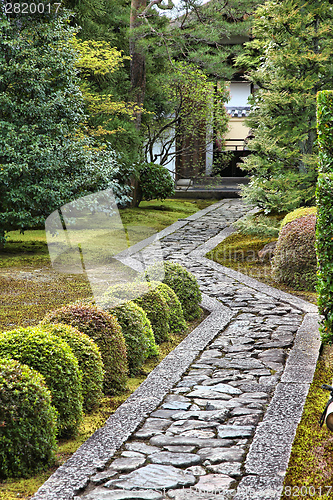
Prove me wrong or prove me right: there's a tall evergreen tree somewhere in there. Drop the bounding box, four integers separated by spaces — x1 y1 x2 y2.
0 9 113 245
237 0 333 213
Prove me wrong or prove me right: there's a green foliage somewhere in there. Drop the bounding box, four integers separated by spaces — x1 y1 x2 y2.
234 213 281 238
154 282 187 335
144 261 202 321
0 12 84 242
316 90 333 342
0 328 83 437
272 214 317 291
106 301 158 374
238 0 333 213
316 173 333 343
42 302 128 395
39 323 104 412
0 358 57 479
137 163 175 206
280 206 317 230
102 282 170 344
317 90 333 173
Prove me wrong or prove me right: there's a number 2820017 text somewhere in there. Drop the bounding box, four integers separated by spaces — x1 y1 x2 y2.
4 3 61 13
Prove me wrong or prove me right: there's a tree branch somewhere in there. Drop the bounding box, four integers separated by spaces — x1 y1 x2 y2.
138 0 174 17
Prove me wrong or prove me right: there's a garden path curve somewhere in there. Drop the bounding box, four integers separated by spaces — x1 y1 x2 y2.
33 199 320 500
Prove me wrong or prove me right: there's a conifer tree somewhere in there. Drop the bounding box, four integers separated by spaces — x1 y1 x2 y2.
237 0 333 213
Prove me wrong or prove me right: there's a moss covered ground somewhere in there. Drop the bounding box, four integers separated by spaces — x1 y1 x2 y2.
0 198 213 499
281 345 333 500
207 231 317 304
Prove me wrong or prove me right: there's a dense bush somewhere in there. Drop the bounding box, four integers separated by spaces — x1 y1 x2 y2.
108 301 159 374
154 282 187 334
316 90 333 342
102 282 170 344
137 163 175 206
40 323 104 412
0 358 57 479
280 206 317 229
272 213 317 291
316 174 333 342
42 302 128 395
144 261 202 320
0 328 83 437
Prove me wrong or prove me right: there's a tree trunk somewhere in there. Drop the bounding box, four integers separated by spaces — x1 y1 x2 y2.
130 0 146 130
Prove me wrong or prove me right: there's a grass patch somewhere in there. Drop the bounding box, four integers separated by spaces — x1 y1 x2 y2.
0 199 216 332
281 345 333 500
206 232 317 304
0 309 207 500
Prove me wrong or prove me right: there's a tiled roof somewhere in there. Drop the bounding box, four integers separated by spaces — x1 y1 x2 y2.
225 106 251 117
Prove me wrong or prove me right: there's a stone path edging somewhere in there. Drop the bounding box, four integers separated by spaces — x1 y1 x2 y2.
32 199 321 500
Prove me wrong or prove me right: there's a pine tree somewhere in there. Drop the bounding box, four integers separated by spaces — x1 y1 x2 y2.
237 0 333 213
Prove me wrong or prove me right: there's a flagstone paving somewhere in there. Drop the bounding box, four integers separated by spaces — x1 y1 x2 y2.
33 199 320 500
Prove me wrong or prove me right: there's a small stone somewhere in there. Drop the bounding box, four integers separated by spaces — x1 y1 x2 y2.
198 447 244 464
230 408 262 417
167 419 218 434
171 409 229 422
217 425 254 439
121 451 145 458
90 469 117 486
194 474 235 492
187 389 232 400
177 429 216 439
150 452 201 467
207 462 242 478
192 383 242 395
164 445 196 453
150 435 233 448
105 464 196 491
162 401 191 411
82 489 163 499
109 456 146 472
151 410 181 419
186 465 206 476
125 442 160 455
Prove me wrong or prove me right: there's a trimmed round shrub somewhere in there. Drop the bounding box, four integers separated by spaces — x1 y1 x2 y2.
144 261 202 320
154 282 187 335
138 162 175 205
39 323 104 412
272 213 317 291
42 302 128 395
108 301 158 374
280 206 317 229
102 282 170 344
0 358 57 479
0 328 83 437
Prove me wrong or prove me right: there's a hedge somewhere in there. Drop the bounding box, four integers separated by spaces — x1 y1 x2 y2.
316 90 333 342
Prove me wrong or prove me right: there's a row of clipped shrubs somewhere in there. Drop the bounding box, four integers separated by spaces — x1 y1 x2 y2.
0 261 202 479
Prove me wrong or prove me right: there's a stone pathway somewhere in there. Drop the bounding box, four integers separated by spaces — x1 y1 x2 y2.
33 199 320 500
